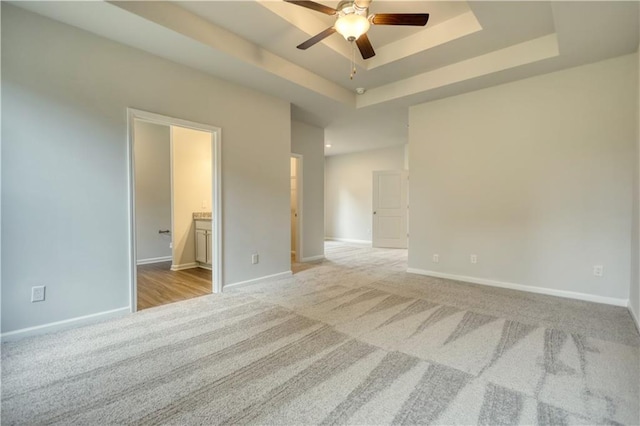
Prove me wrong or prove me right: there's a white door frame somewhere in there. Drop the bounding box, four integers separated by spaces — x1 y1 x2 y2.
127 108 222 313
291 154 303 262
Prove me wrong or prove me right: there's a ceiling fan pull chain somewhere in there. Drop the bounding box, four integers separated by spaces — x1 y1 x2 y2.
350 42 357 80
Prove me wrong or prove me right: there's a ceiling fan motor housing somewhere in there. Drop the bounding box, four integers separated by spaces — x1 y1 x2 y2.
335 1 370 41
337 0 368 17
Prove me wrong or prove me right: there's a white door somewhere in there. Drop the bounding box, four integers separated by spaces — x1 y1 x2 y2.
372 170 408 248
290 155 302 262
290 157 297 255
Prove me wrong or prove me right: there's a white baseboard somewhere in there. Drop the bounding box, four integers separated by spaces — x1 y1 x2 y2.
137 256 172 265
170 262 198 271
629 302 640 334
325 237 372 245
1 306 130 342
224 271 293 290
406 268 629 307
301 255 325 262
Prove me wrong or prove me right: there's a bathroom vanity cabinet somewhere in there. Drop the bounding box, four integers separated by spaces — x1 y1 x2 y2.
195 219 212 269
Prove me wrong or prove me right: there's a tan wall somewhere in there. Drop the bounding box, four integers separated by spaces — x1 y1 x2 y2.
171 126 212 268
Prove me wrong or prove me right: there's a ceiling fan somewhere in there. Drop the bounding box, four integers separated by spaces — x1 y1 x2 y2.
284 0 429 60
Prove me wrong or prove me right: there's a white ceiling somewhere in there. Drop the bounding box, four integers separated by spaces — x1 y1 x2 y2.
13 1 640 155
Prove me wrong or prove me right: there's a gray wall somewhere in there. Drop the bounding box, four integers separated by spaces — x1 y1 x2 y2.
134 121 171 262
631 47 640 325
325 146 405 242
291 121 325 260
1 5 291 333
408 54 637 302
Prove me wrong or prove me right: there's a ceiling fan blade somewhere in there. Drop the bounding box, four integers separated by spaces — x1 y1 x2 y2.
284 0 337 15
356 33 376 59
297 27 337 50
371 13 430 26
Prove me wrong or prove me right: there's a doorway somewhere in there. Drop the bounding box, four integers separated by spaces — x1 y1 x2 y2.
291 154 302 265
128 109 222 313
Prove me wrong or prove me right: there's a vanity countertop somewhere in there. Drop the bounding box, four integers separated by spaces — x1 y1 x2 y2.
193 212 212 221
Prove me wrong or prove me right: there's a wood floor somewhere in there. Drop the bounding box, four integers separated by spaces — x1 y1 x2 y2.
137 262 212 311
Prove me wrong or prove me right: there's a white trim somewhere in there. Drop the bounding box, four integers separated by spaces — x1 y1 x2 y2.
301 255 325 262
169 125 176 278
407 268 629 307
137 256 172 265
127 108 223 314
1 307 130 342
224 271 293 290
211 127 223 294
127 109 137 313
629 302 640 334
325 237 372 245
170 262 198 271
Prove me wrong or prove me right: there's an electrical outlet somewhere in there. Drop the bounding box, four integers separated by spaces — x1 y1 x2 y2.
252 253 259 265
593 265 603 277
31 286 46 302
169 242 173 249
432 254 439 263
470 254 477 264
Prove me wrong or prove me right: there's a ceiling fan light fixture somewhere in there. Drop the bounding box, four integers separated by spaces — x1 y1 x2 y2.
335 13 370 41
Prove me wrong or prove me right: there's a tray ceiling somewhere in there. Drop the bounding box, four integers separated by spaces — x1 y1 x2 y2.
11 1 640 154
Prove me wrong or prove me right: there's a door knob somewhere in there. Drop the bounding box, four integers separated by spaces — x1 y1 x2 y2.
373 211 377 215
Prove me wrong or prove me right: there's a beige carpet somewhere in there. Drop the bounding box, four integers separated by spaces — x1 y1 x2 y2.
2 241 639 425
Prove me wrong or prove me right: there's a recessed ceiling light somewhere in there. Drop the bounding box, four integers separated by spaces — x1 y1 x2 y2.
325 144 332 148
